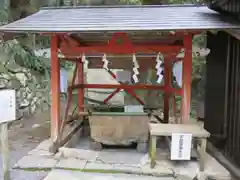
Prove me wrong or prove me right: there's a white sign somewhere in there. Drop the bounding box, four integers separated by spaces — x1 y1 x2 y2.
124 105 144 113
173 61 183 87
0 89 16 123
171 133 192 160
60 68 68 93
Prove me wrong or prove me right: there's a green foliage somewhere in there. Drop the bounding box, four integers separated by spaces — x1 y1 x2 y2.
0 9 8 25
0 9 51 77
120 0 141 4
0 39 50 73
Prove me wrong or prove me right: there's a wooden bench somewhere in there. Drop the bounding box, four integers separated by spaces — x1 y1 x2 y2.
149 123 210 171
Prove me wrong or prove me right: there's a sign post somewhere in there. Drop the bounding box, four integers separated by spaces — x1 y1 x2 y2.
0 89 16 180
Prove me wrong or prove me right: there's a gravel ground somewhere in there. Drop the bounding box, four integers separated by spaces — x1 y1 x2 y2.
0 111 51 180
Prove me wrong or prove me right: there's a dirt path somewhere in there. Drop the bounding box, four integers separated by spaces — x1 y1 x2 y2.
0 110 51 180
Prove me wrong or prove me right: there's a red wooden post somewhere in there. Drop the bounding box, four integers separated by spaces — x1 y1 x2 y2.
163 57 172 123
50 34 60 142
181 34 193 124
78 60 84 112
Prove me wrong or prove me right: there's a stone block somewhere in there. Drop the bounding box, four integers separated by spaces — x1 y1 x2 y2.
89 116 149 145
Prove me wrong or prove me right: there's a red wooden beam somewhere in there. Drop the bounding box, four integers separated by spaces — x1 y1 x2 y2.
60 33 183 55
104 88 121 104
60 63 78 136
78 60 84 113
125 89 145 105
104 70 145 105
181 34 193 124
172 95 177 121
50 34 60 142
163 56 172 123
60 44 182 55
69 84 182 95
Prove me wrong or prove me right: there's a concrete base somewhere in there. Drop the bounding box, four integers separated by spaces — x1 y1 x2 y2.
14 137 231 180
44 170 175 180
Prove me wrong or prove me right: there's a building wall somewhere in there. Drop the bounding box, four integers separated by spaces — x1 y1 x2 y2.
205 31 240 167
207 0 240 20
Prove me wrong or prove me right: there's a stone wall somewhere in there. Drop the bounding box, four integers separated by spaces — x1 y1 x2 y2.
0 55 50 119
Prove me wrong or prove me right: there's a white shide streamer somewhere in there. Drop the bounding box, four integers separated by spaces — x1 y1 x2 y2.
132 54 139 83
155 53 164 84
173 61 182 87
82 53 89 69
102 54 109 70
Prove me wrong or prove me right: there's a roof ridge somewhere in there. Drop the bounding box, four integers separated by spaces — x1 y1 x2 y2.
41 4 206 10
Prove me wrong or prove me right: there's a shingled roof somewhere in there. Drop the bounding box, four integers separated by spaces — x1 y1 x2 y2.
0 5 240 33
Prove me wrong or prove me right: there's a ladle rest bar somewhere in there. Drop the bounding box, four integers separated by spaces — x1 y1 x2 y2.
81 104 162 110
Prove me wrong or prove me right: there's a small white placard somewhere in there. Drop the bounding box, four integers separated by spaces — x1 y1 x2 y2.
124 105 144 113
171 133 192 160
0 89 16 123
173 61 182 87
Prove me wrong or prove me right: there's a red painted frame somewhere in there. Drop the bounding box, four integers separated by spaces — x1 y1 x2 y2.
50 32 193 146
50 35 60 142
59 33 183 56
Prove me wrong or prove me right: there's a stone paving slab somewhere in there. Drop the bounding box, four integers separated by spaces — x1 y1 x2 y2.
113 164 142 174
15 138 232 180
85 162 116 171
59 147 99 161
97 150 143 166
83 161 174 177
171 154 231 180
56 158 87 170
35 139 52 151
141 164 173 175
14 155 58 170
28 148 54 157
44 170 175 180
